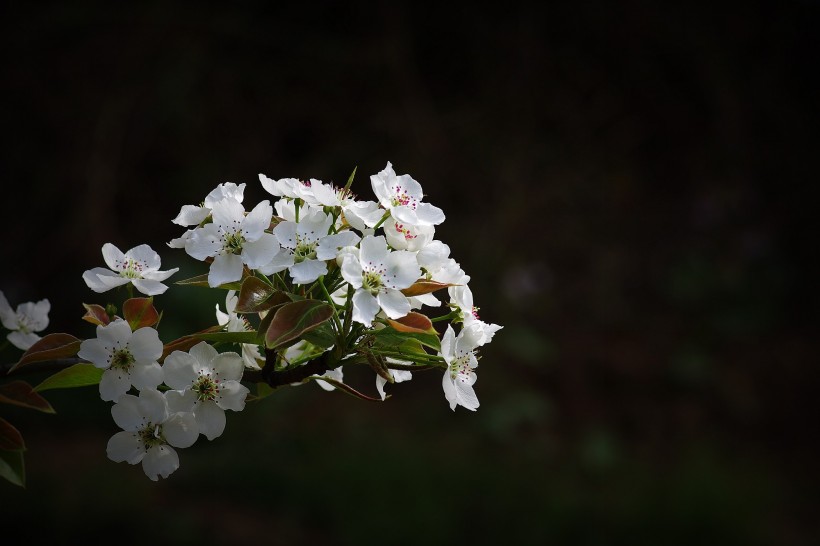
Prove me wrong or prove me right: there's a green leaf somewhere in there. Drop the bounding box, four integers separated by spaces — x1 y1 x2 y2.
0 449 25 487
372 328 441 352
193 331 260 345
123 297 159 330
235 277 292 314
300 323 337 349
0 418 25 451
175 273 244 290
81 303 110 326
265 300 334 349
306 376 383 402
0 381 55 413
33 363 103 392
9 333 82 373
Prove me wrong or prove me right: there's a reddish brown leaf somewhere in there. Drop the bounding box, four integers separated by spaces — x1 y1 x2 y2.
81 303 110 326
400 280 457 297
123 297 159 329
386 312 435 334
0 418 25 451
0 381 55 414
235 277 291 314
9 333 82 373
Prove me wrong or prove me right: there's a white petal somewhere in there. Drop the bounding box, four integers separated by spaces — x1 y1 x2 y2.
77 337 112 368
189 341 219 370
186 225 222 261
172 204 210 226
316 231 361 260
454 374 480 411
99 369 132 402
242 200 273 241
7 331 40 350
110 393 143 430
130 279 169 296
242 232 281 269
384 251 421 290
130 362 164 391
195 401 226 440
211 351 244 382
377 289 411 319
107 431 145 464
129 327 163 362
0 291 15 327
127 244 162 270
165 389 197 413
137 388 169 424
215 380 249 411
164 411 199 448
162 350 198 389
340 255 364 288
142 445 179 481
82 267 120 293
289 259 327 285
209 254 244 287
359 235 389 266
352 290 380 326
101 243 126 271
442 372 458 411
211 199 246 228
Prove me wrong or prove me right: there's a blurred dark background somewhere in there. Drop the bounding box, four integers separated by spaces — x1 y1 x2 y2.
1 2 818 544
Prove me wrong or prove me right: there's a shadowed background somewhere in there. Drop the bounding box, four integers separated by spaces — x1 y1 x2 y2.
1 2 817 545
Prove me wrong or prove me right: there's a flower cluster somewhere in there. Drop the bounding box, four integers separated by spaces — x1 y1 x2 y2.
0 162 501 484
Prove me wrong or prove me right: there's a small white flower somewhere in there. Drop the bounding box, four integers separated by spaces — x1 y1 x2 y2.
370 162 445 226
0 290 50 350
449 283 503 346
78 319 165 402
384 219 435 251
215 290 263 370
163 341 249 441
172 182 247 227
375 359 414 401
439 324 482 412
261 208 360 285
186 199 281 287
82 243 179 296
107 388 199 481
259 175 316 202
340 235 421 326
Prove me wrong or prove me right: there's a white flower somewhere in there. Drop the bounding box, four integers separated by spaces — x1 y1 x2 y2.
449 283 503 346
384 219 435 251
370 162 445 226
261 208 361 285
186 199 281 287
82 243 179 296
163 341 249 441
107 388 199 481
440 324 482 412
315 365 344 392
172 182 247 227
340 235 421 326
215 290 263 370
259 175 316 202
77 319 164 402
0 290 50 350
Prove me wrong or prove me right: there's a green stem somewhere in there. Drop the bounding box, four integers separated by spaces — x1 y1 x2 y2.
318 276 344 335
372 210 391 231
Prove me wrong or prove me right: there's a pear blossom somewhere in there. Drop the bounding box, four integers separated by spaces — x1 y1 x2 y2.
107 388 199 481
215 290 263 370
172 182 247 227
82 243 179 296
0 290 50 350
384 219 435 251
163 341 249 441
304 178 384 231
376 360 414 400
340 235 421 326
370 162 445 226
259 175 316 202
449 283 503 346
261 208 361 284
78 319 164 402
185 199 281 287
440 324 483 411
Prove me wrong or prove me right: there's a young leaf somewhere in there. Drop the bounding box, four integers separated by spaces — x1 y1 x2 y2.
81 303 110 326
9 333 82 373
235 277 291 314
123 297 159 330
0 449 25 487
33 363 104 392
386 312 435 334
161 325 223 360
265 300 334 349
372 328 441 352
0 381 55 413
400 280 457 297
300 323 337 349
0 418 25 451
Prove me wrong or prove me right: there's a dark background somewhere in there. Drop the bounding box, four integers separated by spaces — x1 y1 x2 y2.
1 2 818 545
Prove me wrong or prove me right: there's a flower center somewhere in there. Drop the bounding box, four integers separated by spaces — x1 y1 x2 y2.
449 353 473 379
138 423 165 449
390 185 417 209
110 348 135 371
116 258 146 279
362 271 384 295
293 238 318 263
393 222 417 241
222 231 246 255
192 371 220 402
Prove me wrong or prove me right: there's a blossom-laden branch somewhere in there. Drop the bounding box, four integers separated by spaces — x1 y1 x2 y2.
0 161 503 486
